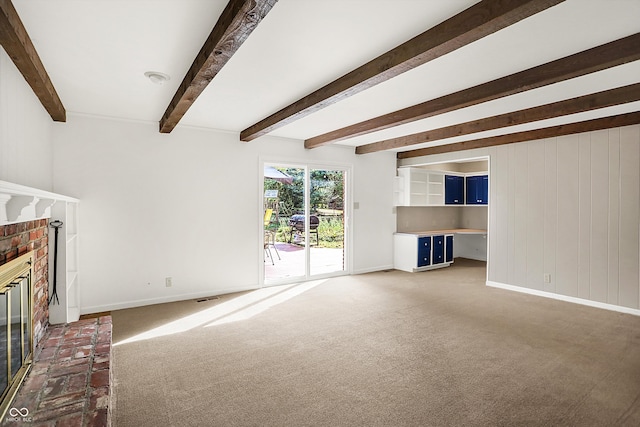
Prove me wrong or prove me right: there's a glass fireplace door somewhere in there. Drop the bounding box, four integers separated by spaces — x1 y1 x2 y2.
0 288 7 400
0 252 33 419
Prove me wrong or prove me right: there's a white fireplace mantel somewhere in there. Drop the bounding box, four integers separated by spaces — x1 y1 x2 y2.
0 180 78 226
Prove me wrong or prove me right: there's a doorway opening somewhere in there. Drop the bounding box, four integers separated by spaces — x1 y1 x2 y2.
396 157 489 266
262 163 348 284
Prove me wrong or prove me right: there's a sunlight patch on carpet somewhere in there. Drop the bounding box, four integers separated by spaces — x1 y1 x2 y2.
114 280 325 346
204 279 326 327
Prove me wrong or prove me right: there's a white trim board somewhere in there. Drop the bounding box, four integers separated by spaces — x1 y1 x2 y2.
80 285 259 315
487 281 640 317
352 265 395 275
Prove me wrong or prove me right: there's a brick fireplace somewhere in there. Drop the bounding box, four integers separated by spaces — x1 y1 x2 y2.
0 219 50 347
1 218 113 425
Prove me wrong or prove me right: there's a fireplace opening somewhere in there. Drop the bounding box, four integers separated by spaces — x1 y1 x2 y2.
0 252 33 419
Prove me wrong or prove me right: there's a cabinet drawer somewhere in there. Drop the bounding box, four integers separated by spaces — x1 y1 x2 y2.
432 235 444 264
417 236 431 267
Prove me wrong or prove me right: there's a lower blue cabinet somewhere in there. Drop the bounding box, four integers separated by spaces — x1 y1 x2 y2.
417 236 431 267
445 235 454 262
394 233 456 272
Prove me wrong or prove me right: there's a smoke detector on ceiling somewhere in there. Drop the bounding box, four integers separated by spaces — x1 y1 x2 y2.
144 71 170 85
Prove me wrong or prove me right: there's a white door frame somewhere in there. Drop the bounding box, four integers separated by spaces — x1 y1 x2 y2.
259 158 353 287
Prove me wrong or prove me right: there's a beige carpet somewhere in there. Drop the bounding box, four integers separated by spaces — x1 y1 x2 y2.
111 259 640 426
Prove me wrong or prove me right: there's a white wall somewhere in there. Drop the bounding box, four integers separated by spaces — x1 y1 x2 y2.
52 114 396 313
399 124 640 312
396 206 461 232
0 48 53 190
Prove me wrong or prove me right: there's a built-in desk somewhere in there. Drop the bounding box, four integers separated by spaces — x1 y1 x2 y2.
394 229 487 272
399 228 487 237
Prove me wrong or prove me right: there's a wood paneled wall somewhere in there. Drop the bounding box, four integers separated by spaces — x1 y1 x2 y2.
488 125 640 309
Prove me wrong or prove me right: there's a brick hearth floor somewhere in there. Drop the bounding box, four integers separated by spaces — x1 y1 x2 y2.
3 316 112 426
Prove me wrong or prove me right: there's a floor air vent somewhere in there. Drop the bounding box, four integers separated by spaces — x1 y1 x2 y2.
196 296 220 303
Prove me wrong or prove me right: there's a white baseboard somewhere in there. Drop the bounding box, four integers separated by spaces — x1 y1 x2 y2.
458 254 487 262
486 281 640 317
80 285 259 315
352 264 395 275
81 265 410 314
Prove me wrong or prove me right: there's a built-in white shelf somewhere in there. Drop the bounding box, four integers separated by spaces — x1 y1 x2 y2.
49 199 80 324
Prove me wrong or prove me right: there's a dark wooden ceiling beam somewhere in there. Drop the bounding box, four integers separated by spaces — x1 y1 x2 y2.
306 32 640 148
159 0 278 133
356 83 640 154
240 0 565 142
397 111 640 159
0 0 65 121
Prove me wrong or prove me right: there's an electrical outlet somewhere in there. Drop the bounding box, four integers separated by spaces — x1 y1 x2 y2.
165 277 172 287
544 273 551 284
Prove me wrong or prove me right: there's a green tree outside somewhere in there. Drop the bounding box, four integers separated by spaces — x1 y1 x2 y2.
265 168 344 248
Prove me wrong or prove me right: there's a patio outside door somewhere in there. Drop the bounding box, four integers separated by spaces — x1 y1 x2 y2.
263 164 347 284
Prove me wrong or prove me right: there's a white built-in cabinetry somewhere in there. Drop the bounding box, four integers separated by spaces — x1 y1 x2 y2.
394 167 488 206
395 168 444 206
394 232 455 272
394 230 487 272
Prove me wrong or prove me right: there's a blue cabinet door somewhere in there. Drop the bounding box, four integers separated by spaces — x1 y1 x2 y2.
465 176 477 204
417 236 431 267
445 235 454 262
466 175 488 204
432 235 444 264
479 175 488 203
445 175 464 205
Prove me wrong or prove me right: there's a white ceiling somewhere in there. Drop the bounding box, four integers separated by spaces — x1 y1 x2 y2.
11 0 640 153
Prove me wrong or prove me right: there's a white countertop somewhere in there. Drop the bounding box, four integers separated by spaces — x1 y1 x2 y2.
395 228 487 237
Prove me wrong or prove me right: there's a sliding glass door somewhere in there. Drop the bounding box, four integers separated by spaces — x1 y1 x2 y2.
263 165 306 281
263 163 347 284
309 169 345 276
